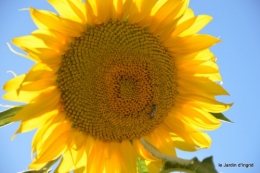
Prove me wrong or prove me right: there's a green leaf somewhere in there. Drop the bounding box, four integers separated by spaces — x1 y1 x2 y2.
210 112 233 123
202 156 214 165
161 156 218 173
0 106 23 127
136 157 149 173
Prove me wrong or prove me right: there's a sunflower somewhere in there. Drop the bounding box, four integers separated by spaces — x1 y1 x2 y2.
3 0 231 172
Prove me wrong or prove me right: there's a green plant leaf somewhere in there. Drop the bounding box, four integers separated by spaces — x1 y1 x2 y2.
210 112 233 123
202 156 214 165
136 157 149 173
161 156 218 173
0 106 23 127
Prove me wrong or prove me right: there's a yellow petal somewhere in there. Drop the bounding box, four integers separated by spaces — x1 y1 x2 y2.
20 78 57 91
166 34 221 53
158 7 194 41
133 139 158 161
13 109 58 139
35 121 70 158
31 29 71 51
23 63 59 83
85 0 98 25
127 0 157 24
199 73 222 82
118 0 132 21
146 160 162 173
29 130 70 170
149 0 188 34
87 0 112 23
177 8 194 24
30 8 85 37
119 140 137 173
176 59 219 71
163 115 212 149
87 140 136 173
177 95 233 113
110 0 123 21
178 71 223 82
163 116 192 142
32 112 65 153
177 77 229 97
105 142 122 173
87 140 106 172
9 74 57 101
3 74 26 92
170 134 196 151
25 48 62 64
2 90 41 103
12 87 59 122
74 148 87 173
178 64 219 75
150 0 167 16
145 125 176 156
68 0 87 22
171 15 213 37
12 34 66 51
174 48 214 61
174 103 221 130
55 147 77 173
48 0 86 23
74 143 86 168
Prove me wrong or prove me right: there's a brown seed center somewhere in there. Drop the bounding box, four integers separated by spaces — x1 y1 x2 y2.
57 20 177 141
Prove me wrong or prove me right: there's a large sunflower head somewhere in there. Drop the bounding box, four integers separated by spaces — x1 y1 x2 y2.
3 0 231 172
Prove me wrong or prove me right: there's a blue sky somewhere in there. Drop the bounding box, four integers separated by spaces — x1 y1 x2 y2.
0 0 260 173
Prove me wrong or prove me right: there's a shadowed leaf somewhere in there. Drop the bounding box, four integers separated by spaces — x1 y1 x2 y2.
137 157 149 173
0 106 23 127
210 112 233 123
161 156 218 173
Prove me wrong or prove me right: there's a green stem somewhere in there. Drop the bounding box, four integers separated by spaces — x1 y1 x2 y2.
160 168 196 173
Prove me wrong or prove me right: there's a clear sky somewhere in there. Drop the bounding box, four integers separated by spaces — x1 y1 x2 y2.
0 0 260 173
